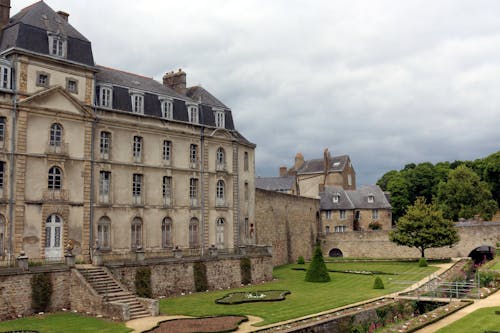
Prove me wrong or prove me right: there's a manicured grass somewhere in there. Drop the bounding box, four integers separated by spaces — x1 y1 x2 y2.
0 312 132 333
436 306 500 333
160 261 438 326
490 260 500 270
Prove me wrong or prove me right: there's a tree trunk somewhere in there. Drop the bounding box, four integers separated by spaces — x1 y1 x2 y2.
420 248 425 258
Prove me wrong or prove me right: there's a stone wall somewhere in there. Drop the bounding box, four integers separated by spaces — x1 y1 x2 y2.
255 189 320 266
322 223 500 258
108 255 273 297
0 268 70 320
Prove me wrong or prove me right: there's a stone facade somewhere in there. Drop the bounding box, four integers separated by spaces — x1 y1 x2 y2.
322 223 500 258
255 189 320 266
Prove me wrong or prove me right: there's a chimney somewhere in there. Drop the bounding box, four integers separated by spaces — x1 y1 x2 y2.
57 11 69 22
294 152 304 170
279 166 287 177
163 68 187 95
0 0 10 29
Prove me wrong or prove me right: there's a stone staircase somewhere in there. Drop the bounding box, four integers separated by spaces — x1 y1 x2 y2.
78 266 150 319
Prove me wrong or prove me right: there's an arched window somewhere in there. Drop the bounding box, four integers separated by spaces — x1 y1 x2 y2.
216 147 225 170
216 218 225 249
0 215 5 256
161 217 172 248
45 214 62 259
48 166 62 190
49 123 62 147
189 218 199 248
131 217 142 250
216 180 225 207
97 217 111 250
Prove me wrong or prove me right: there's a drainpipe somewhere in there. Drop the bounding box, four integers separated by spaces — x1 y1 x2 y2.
7 55 17 263
89 73 97 262
200 125 205 256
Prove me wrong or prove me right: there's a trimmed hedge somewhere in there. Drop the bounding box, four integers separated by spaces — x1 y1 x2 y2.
373 276 385 289
297 256 305 264
31 273 52 312
305 246 331 282
240 258 252 285
135 267 152 298
419 258 428 267
194 262 208 292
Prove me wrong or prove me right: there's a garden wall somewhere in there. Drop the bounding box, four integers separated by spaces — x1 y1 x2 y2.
322 223 500 258
0 267 71 320
108 255 273 297
255 189 320 266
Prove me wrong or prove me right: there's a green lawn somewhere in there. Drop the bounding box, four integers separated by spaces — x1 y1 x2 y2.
490 261 500 270
436 306 500 333
0 313 132 333
160 261 439 326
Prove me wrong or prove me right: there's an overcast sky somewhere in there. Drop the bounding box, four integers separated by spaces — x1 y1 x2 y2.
12 1 500 185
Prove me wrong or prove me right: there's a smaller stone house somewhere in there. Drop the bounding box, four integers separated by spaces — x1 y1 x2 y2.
320 185 392 233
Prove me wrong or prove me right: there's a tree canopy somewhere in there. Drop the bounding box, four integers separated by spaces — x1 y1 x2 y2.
389 197 459 258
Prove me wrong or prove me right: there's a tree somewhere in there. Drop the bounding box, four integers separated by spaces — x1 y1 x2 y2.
437 165 497 221
385 174 411 222
390 197 459 258
305 245 331 282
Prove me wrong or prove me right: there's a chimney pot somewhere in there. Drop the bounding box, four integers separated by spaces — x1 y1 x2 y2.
0 0 10 29
57 10 69 22
163 68 187 95
279 166 287 177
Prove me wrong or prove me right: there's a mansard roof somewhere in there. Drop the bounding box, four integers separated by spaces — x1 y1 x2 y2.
320 185 391 211
256 176 295 191
0 1 94 66
186 86 228 109
295 155 350 175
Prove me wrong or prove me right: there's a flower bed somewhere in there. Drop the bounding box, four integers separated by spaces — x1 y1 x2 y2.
215 290 290 305
144 316 247 333
291 267 396 275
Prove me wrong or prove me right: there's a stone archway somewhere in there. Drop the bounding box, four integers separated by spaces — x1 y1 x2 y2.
468 245 495 264
328 248 343 257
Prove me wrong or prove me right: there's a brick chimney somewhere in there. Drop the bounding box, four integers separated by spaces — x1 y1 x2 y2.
294 152 304 170
0 0 10 29
163 69 187 95
279 166 287 177
56 11 69 22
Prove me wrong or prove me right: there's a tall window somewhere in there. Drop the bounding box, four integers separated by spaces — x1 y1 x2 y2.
161 100 173 119
189 218 199 248
161 217 172 248
50 123 62 147
243 217 249 238
189 178 198 206
100 131 111 159
132 173 143 204
133 136 142 162
244 182 249 201
188 105 199 124
0 161 4 193
216 147 225 170
131 94 144 114
0 117 5 144
99 86 112 108
372 209 379 220
216 180 225 206
99 171 111 203
48 34 66 57
162 176 172 206
325 210 332 220
0 65 11 89
216 218 225 249
131 217 142 250
189 144 198 167
340 210 346 220
243 152 249 171
97 217 111 250
0 215 5 256
163 140 172 162
215 111 225 128
45 215 62 258
48 166 62 190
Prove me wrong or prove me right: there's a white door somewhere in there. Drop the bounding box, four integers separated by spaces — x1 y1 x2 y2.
45 214 62 260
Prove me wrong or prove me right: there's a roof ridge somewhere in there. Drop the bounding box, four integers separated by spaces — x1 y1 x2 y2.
97 65 154 80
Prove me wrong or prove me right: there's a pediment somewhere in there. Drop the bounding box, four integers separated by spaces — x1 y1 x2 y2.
18 86 94 118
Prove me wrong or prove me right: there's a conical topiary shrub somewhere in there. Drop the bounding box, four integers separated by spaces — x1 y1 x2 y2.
305 245 330 282
373 276 385 289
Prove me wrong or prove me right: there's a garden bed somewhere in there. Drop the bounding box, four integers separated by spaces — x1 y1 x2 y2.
144 316 247 333
215 290 290 304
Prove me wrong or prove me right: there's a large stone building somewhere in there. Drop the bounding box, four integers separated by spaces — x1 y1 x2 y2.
0 1 255 262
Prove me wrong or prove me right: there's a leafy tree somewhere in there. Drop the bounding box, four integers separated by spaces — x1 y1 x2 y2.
377 170 398 190
480 151 500 206
437 165 497 220
385 174 411 222
305 245 330 282
390 197 459 258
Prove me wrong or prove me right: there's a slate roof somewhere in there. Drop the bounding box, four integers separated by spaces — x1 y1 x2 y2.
295 155 350 175
187 86 228 109
256 176 295 191
0 1 94 66
320 185 391 211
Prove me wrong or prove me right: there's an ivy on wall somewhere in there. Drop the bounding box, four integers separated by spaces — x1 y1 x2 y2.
31 273 52 312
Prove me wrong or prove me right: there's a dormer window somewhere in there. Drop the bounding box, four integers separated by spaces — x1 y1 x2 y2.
368 194 375 203
131 93 144 114
188 104 199 124
48 33 67 58
99 86 113 108
215 110 225 128
332 193 340 203
161 98 173 119
0 60 11 89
